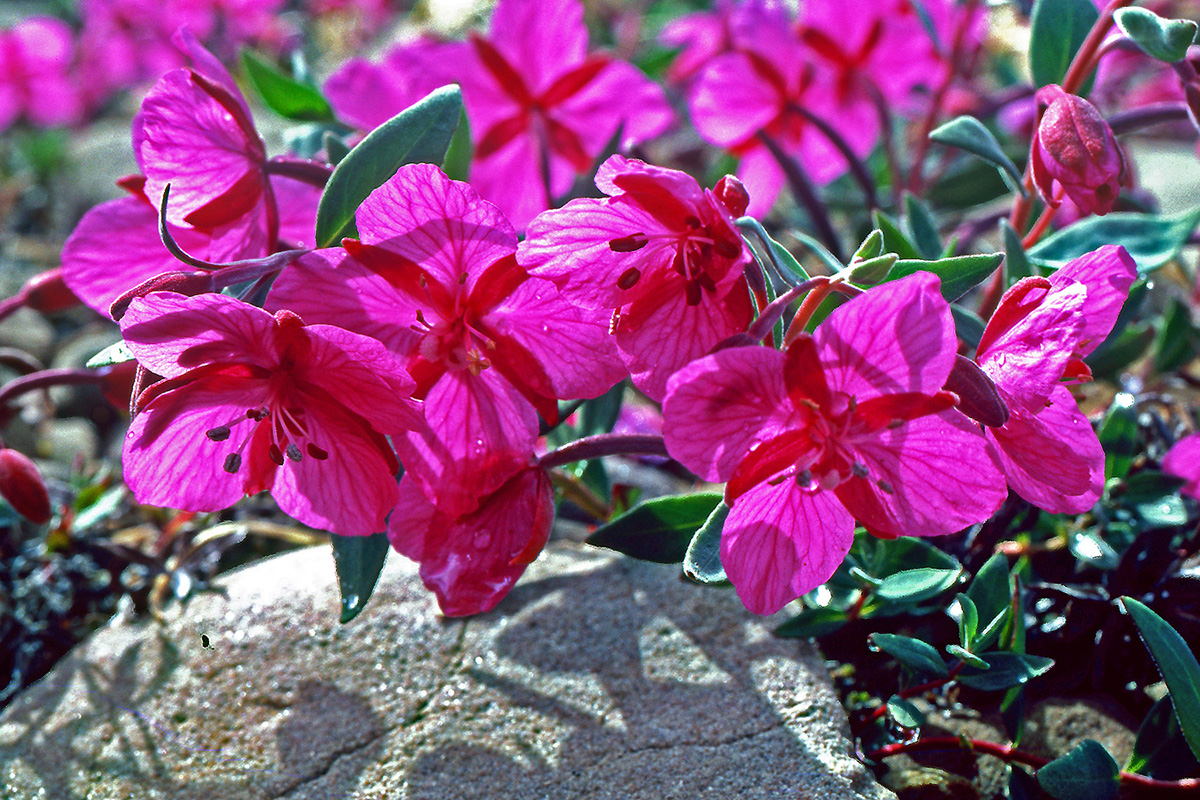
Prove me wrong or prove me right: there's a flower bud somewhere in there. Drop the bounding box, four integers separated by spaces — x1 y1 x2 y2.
1030 85 1126 216
714 175 750 217
19 268 81 314
0 447 51 524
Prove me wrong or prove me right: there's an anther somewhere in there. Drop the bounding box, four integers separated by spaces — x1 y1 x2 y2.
685 280 702 306
851 462 870 479
715 239 742 258
307 443 329 460
206 426 231 442
795 469 813 486
223 453 242 473
286 443 303 462
617 267 641 290
459 272 468 285
609 233 648 252
247 407 269 421
877 478 895 494
268 444 284 466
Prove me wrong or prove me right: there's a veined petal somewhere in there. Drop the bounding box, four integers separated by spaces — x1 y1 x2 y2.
816 272 957 399
1048 245 1137 357
595 155 704 222
356 163 518 290
836 411 1006 539
554 59 675 150
988 385 1101 514
486 0 587 93
690 52 781 148
618 276 754 402
663 345 797 481
123 372 269 513
121 292 278 377
722 480 855 615
1164 434 1200 501
469 128 575 231
272 174 320 250
391 466 554 617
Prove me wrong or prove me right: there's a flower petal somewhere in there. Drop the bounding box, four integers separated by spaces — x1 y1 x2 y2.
1164 433 1200 502
1049 245 1137 357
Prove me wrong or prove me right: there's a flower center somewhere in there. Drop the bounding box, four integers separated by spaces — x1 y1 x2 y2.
206 403 328 474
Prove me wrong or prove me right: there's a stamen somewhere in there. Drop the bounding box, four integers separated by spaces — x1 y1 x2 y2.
307 443 329 460
795 469 813 486
685 280 702 306
206 426 231 442
286 443 303 462
851 462 870 479
609 233 648 252
459 271 468 285
268 444 285 466
223 453 242 473
877 478 895 495
715 238 742 258
247 407 269 421
617 267 641 290
609 308 621 335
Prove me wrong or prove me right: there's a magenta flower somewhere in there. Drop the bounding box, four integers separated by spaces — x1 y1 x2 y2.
120 292 421 536
0 16 83 132
324 36 460 131
390 453 553 617
974 245 1137 513
267 163 624 516
1030 85 1126 216
658 0 737 84
663 273 1006 614
456 0 674 228
520 155 754 401
1163 434 1200 501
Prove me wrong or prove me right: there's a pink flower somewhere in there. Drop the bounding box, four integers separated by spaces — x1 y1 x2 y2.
1031 85 1126 216
266 163 624 516
974 245 1137 513
120 292 421 535
0 16 83 132
324 36 460 131
1163 434 1200 501
520 155 754 401
663 273 1006 614
658 0 737 84
457 0 674 228
390 453 553 617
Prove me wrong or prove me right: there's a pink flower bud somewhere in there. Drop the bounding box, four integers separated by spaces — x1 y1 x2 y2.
0 448 51 525
20 268 80 314
1030 85 1126 216
714 175 750 217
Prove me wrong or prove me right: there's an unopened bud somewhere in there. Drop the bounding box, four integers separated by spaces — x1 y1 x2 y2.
109 271 216 320
852 229 884 262
714 175 750 218
20 269 81 314
846 253 898 286
0 448 51 524
1030 85 1126 216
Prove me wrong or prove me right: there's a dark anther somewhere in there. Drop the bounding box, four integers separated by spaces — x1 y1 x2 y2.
307 443 329 460
268 444 284 466
715 239 742 258
608 234 648 252
684 215 702 228
616 267 642 290
685 280 702 306
223 454 242 473
205 426 231 442
247 407 269 421
697 272 717 293
285 443 303 462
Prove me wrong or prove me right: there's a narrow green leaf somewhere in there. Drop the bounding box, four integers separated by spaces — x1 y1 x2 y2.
1115 7 1198 63
957 652 1054 691
886 695 924 728
946 644 988 669
441 107 473 182
853 229 884 261
1099 393 1138 481
1001 219 1032 282
1120 471 1189 527
869 633 949 677
1037 740 1120 800
241 50 333 122
929 115 1025 191
1086 323 1155 380
774 606 848 639
904 193 942 260
331 532 390 623
1029 0 1100 89
967 553 1012 628
1127 695 1200 779
973 607 1013 655
875 567 962 603
956 593 979 647
85 339 133 369
952 305 986 350
885 253 1003 301
872 209 923 261
587 492 723 564
1122 597 1200 761
323 132 351 166
1028 207 1200 275
314 85 463 247
578 382 624 438
1153 298 1200 373
683 500 730 584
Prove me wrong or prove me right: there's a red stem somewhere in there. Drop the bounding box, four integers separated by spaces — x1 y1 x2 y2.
538 433 669 471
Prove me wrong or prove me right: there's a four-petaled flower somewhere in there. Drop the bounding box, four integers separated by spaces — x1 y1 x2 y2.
664 273 1006 614
520 155 753 401
973 245 1137 513
120 292 422 536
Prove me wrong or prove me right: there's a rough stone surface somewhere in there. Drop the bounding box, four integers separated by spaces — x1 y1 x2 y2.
0 541 894 800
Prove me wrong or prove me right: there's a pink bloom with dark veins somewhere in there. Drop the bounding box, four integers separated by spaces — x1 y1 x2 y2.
520 155 754 401
456 0 674 229
120 292 421 536
663 273 1006 614
974 245 1137 513
0 16 83 132
324 36 460 131
267 163 624 516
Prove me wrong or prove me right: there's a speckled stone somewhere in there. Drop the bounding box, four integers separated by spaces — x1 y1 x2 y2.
0 541 894 800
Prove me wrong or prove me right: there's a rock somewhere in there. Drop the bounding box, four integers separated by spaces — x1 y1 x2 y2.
0 306 55 365
0 541 893 800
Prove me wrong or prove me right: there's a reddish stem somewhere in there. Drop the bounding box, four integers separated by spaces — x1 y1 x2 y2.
538 433 669 471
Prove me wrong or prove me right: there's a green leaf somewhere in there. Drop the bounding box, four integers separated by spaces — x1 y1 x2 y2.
1085 323 1155 381
887 695 924 728
968 553 1012 627
1027 207 1200 275
323 131 351 166
1068 528 1118 569
875 567 962 603
773 606 848 639
885 253 1003 302
1122 597 1200 761
1120 471 1189 527
85 339 133 369
956 593 979 647
929 115 1025 192
1037 740 1120 800
872 209 923 261
1029 0 1100 90
331 531 390 623
853 229 884 261
1115 7 1199 63
904 193 943 260
578 382 625 438
951 305 986 350
1154 298 1200 372
1002 219 1032 282
314 85 463 247
853 533 960 578
241 50 333 122
1127 695 1200 779
587 492 723 564
869 633 949 677
683 500 730 584
1099 393 1138 481
946 643 989 669
957 652 1054 691
441 107 473 182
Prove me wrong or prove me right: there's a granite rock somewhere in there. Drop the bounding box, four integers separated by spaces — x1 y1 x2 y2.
0 541 893 800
